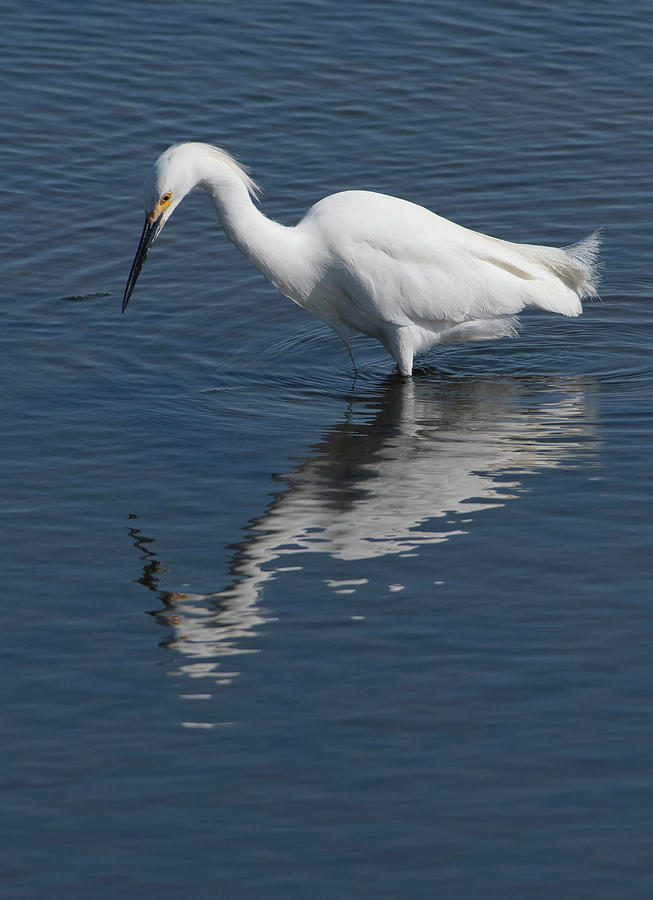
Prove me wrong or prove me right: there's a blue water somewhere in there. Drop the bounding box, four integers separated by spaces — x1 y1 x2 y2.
3 1 653 896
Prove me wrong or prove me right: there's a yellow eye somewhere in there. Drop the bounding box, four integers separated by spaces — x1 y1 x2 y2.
161 192 172 204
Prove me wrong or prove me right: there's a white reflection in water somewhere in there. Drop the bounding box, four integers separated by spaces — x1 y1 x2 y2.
129 374 596 681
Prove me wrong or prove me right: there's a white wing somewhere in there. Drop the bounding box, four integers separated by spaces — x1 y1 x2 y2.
303 191 599 331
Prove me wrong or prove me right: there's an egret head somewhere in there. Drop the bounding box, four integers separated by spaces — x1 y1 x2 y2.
122 143 260 313
122 144 198 313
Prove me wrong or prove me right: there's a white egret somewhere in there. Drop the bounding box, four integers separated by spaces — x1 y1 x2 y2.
123 142 599 375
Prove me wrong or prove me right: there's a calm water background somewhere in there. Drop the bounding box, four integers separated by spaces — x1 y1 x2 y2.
3 1 653 896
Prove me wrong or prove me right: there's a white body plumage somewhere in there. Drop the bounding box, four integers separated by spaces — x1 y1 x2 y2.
123 142 599 375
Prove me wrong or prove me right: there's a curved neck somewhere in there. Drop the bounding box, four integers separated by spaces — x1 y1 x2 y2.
200 171 312 300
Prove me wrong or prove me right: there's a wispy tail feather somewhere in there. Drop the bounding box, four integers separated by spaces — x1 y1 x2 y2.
508 229 601 309
563 229 601 299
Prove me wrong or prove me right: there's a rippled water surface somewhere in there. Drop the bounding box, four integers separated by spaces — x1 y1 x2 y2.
4 1 653 896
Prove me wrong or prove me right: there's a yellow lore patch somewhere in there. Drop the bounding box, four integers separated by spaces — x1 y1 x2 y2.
147 192 172 223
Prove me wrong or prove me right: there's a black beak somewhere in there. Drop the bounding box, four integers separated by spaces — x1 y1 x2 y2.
122 215 164 313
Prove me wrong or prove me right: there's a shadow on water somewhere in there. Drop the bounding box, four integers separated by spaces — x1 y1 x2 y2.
127 371 597 682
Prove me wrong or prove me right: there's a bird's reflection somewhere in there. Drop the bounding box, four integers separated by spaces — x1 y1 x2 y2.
128 373 596 682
